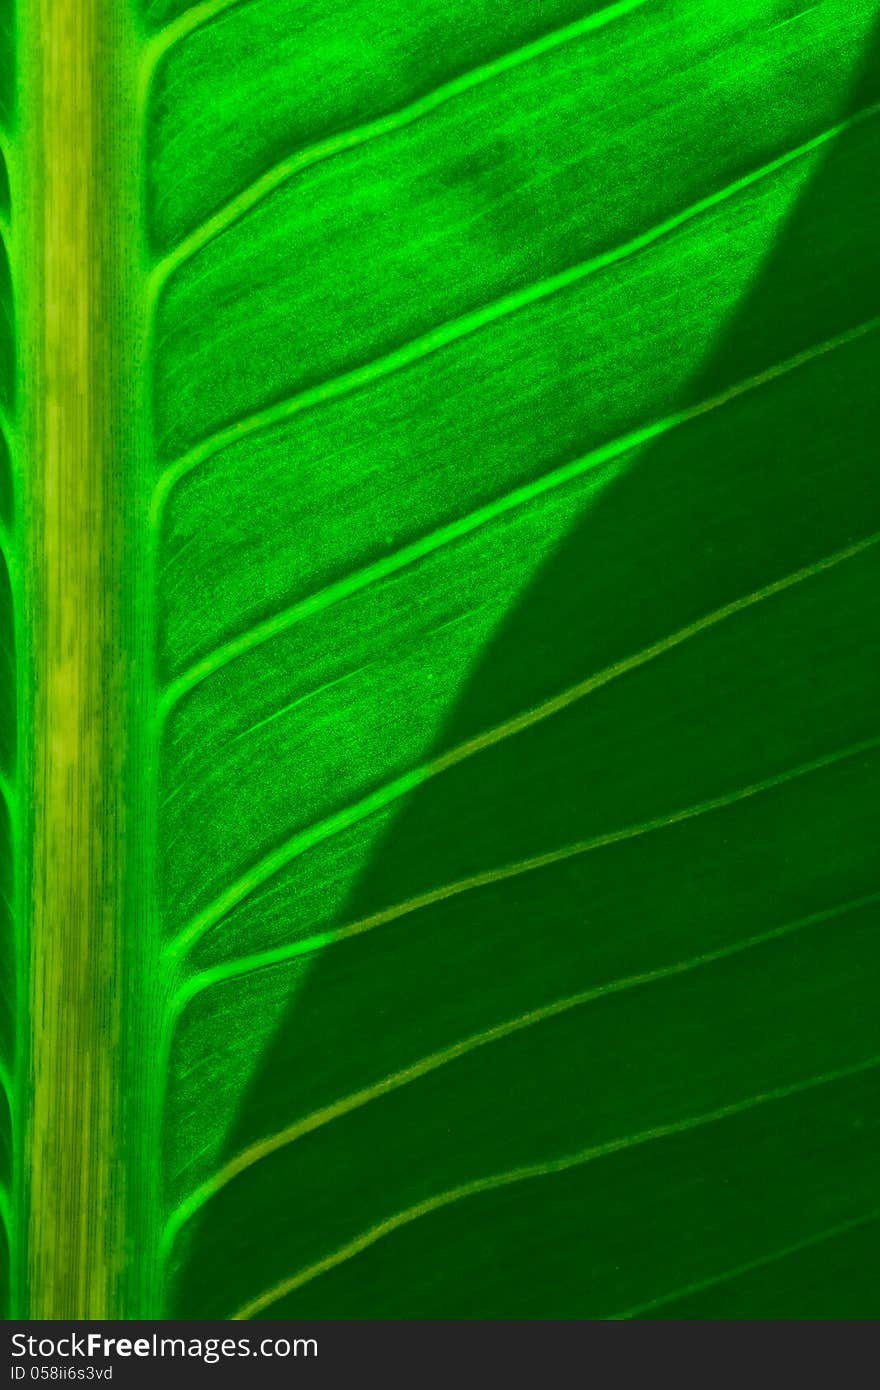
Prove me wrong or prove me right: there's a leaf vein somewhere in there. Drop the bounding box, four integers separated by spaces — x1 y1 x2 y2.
151 105 880 518
163 887 880 1249
148 0 652 284
228 1053 880 1318
157 313 880 716
165 534 880 960
143 0 248 69
612 1207 880 1318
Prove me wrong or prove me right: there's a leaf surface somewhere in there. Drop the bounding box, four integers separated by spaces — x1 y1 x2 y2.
6 0 880 1318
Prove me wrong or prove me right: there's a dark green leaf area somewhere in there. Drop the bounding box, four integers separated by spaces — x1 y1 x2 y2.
173 925 880 1316
263 1069 880 1319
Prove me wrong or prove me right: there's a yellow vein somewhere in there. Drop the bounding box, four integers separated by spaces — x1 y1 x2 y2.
230 1052 880 1318
148 0 652 288
612 1207 880 1319
166 530 880 961
164 887 880 1249
151 104 880 521
156 312 880 719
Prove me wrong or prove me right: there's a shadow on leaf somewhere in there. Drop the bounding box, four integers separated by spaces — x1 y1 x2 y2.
172 19 880 1319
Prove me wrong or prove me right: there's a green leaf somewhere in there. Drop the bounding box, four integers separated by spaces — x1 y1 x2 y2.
4 0 880 1318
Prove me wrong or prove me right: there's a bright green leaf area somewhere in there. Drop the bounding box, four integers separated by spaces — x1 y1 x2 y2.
0 0 15 1316
4 0 880 1318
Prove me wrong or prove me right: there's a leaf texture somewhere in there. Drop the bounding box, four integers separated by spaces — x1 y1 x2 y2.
0 0 14 1318
7 0 880 1318
143 0 880 1319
